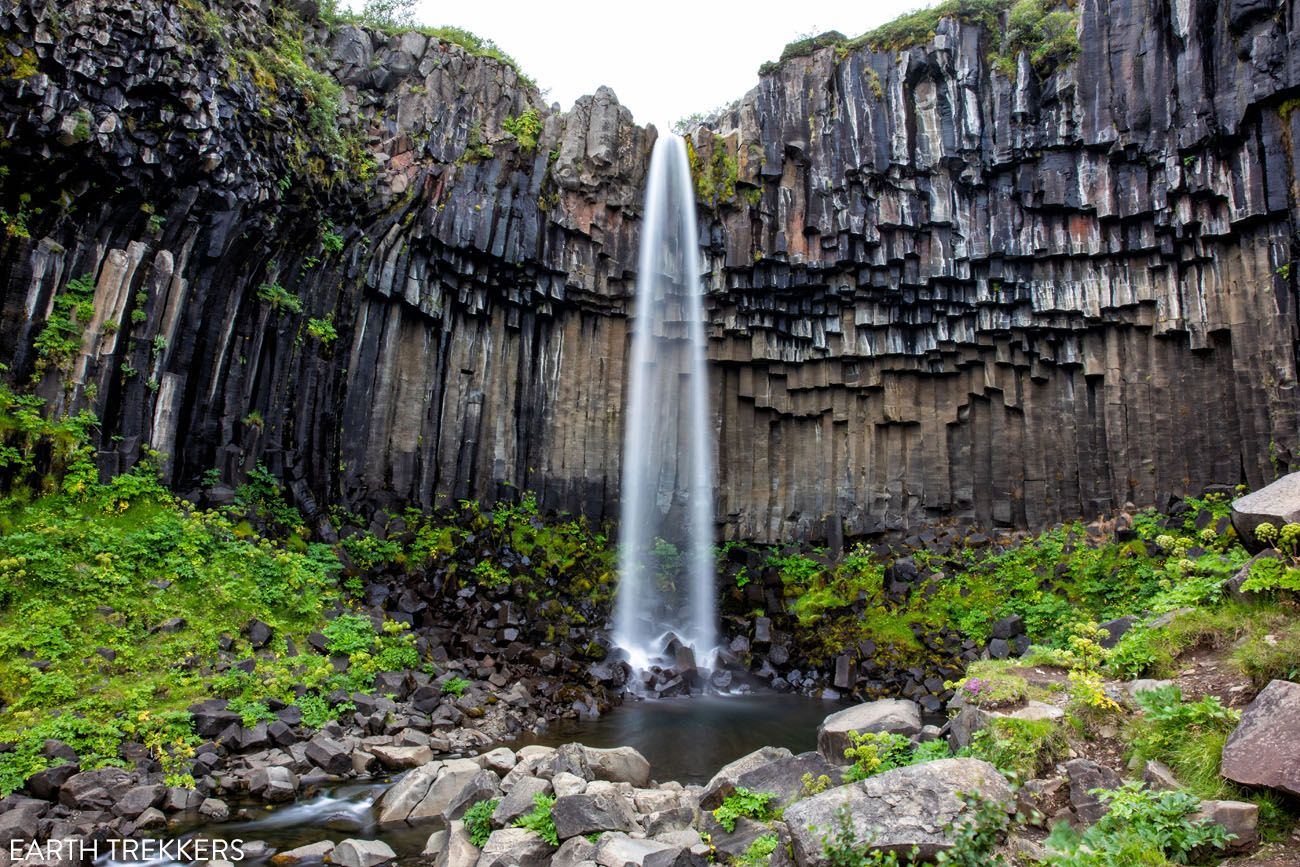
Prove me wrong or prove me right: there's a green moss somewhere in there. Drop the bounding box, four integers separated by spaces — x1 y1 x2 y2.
0 38 39 80
687 134 738 207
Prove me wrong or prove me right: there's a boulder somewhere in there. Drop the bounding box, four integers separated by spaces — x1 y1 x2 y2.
1062 758 1122 825
1097 616 1138 648
249 766 299 803
0 797 48 845
199 797 230 820
1221 679 1300 796
24 763 78 801
552 836 598 867
329 839 396 867
582 746 652 787
478 828 553 867
553 771 587 796
422 819 477 867
552 790 638 839
376 759 491 824
1231 472 1300 552
784 758 1013 863
112 783 165 817
816 699 921 764
58 768 131 810
477 747 517 775
306 736 353 775
371 745 433 770
492 775 553 826
439 768 501 820
700 747 839 810
1191 800 1258 852
595 832 692 867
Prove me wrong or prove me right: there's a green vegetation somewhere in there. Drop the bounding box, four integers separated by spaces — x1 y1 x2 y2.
738 834 779 867
257 280 304 314
758 1 1079 80
503 109 543 151
1046 783 1232 865
947 660 1029 708
440 676 471 697
464 797 499 847
969 717 1067 781
307 315 339 343
32 273 96 374
687 134 738 207
818 793 1007 866
514 792 558 846
842 730 954 781
713 787 777 832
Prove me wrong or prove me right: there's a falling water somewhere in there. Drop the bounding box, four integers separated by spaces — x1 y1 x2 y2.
613 135 717 674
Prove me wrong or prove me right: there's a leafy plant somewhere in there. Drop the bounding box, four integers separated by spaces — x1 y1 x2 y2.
1046 783 1231 865
441 676 471 697
969 717 1065 782
322 613 376 656
713 786 777 832
464 797 499 847
503 109 543 150
257 281 303 314
933 792 1009 866
514 792 558 846
306 316 338 344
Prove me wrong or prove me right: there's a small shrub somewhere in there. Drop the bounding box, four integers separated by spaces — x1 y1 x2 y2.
306 316 338 344
969 717 1066 781
713 787 777 833
933 792 1009 866
514 792 558 846
322 613 376 656
441 676 471 697
1045 783 1231 865
257 281 303 314
502 109 543 151
739 834 779 866
464 797 499 847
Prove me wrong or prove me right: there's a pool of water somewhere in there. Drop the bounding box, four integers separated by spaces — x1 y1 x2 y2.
98 693 837 866
512 692 837 785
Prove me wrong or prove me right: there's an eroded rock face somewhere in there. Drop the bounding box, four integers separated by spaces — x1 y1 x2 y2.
783 758 1014 863
1221 679 1300 797
2 0 1299 540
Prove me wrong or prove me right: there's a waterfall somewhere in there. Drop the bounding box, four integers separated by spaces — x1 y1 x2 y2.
612 135 717 676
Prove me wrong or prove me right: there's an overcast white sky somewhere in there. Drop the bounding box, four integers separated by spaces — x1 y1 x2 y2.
404 0 933 130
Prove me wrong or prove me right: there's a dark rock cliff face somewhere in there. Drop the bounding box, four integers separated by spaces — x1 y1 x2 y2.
0 0 1297 542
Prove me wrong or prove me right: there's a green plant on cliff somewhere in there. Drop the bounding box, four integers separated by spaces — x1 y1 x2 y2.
32 273 96 374
514 792 558 846
463 797 499 847
503 109 543 151
307 315 339 343
990 0 1080 77
257 280 304 314
713 787 777 832
687 134 738 207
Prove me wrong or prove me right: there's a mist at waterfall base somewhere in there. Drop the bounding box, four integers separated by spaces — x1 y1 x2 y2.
611 135 719 681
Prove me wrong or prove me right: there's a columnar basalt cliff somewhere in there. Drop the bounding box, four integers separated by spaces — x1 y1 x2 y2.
0 0 1297 542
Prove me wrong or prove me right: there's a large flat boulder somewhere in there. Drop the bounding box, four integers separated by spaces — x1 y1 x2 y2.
552 790 637 839
700 747 840 810
478 828 553 867
376 759 492 824
816 699 921 764
784 758 1013 864
1221 679 1300 796
1232 473 1300 552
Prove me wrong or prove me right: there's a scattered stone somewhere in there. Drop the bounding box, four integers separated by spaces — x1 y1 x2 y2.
1097 616 1138 648
493 775 552 826
58 768 131 810
371 745 433 770
249 767 299 803
112 784 165 818
1191 800 1259 852
1141 759 1180 790
199 798 230 821
1062 759 1122 825
271 841 336 864
306 736 353 775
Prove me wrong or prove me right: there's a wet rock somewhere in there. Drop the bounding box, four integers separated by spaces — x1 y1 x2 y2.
1221 679 1300 796
784 759 1014 863
816 699 921 764
270 841 336 864
330 838 396 867
249 767 298 803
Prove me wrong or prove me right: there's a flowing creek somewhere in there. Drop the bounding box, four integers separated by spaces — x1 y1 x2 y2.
100 694 833 866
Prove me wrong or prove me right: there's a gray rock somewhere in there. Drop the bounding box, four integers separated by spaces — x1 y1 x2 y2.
199 798 230 820
24 763 78 801
700 747 839 810
439 768 500 820
377 759 487 824
1225 550 1285 600
477 747 517 774
1062 758 1122 825
371 745 433 770
478 828 553 867
1221 679 1300 796
58 768 131 810
580 745 652 787
249 767 298 803
552 836 599 867
330 839 396 867
0 797 48 845
816 699 922 764
492 775 552 826
1097 616 1138 649
552 790 638 839
112 784 165 817
1232 473 1300 551
423 819 477 867
305 736 352 775
1141 759 1181 790
553 770 587 796
595 833 694 867
784 759 1014 863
